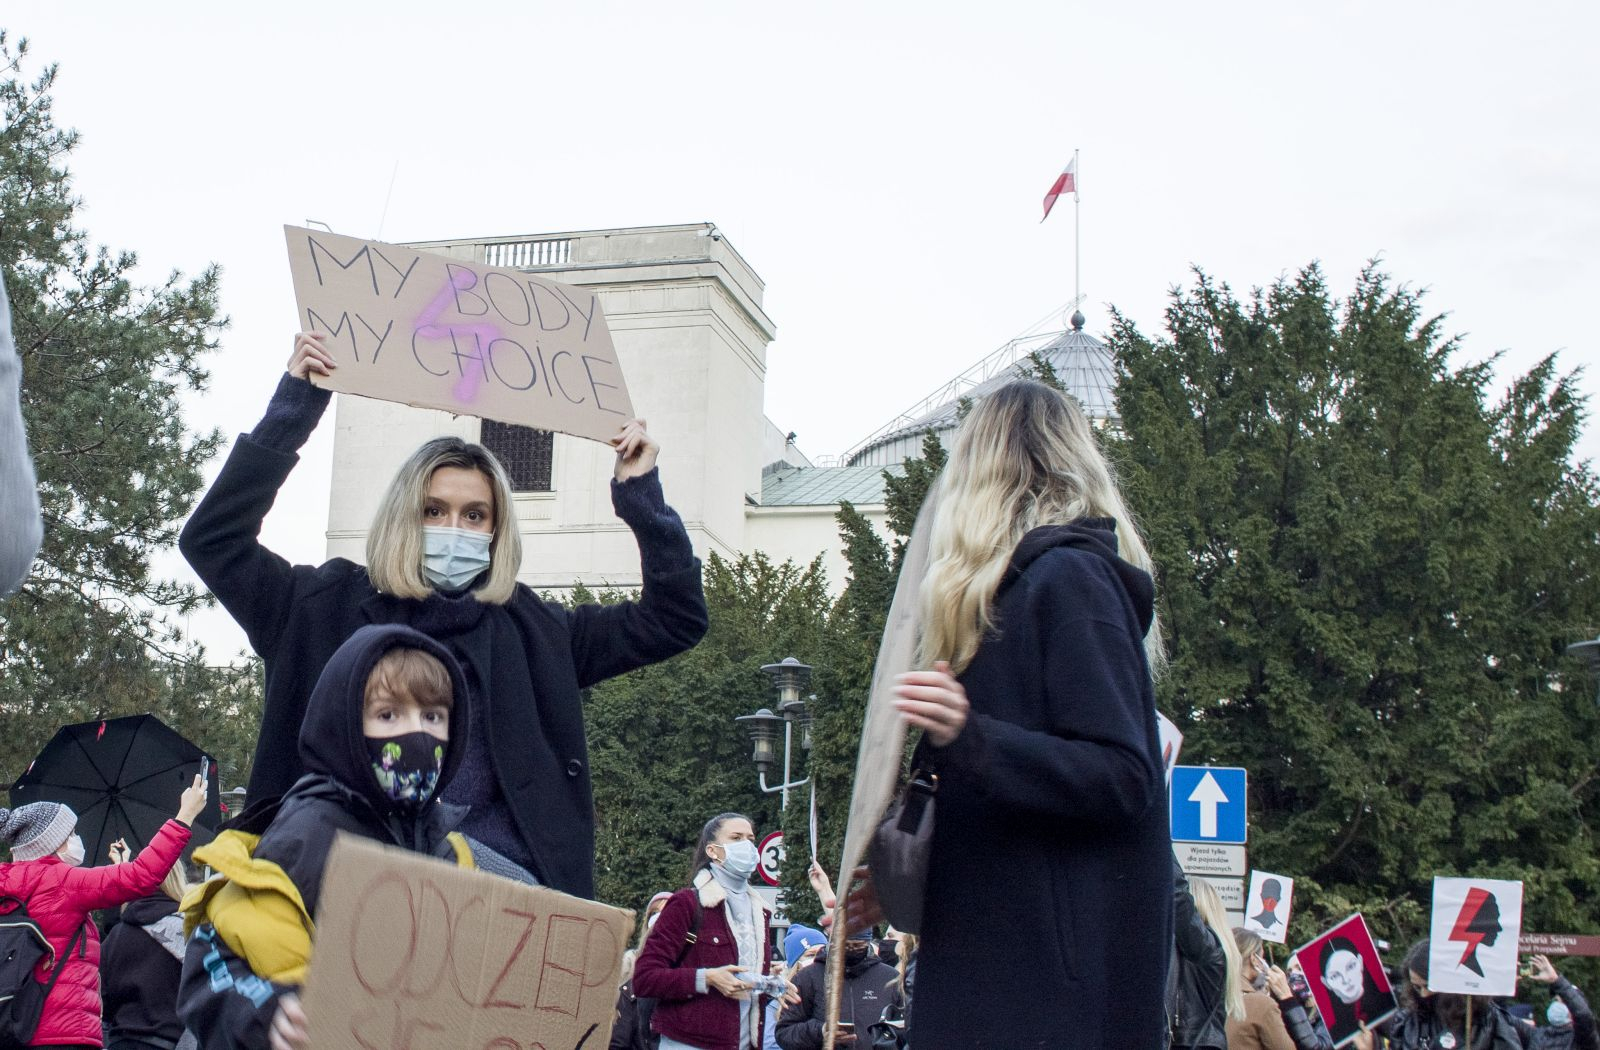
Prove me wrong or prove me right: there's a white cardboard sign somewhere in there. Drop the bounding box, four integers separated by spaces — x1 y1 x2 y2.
1428 877 1524 996
285 225 633 443
1157 711 1182 787
1243 870 1295 944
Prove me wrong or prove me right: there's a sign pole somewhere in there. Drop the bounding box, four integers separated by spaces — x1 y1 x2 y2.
1465 994 1473 1049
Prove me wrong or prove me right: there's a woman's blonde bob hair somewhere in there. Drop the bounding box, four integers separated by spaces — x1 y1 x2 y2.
366 438 524 604
1190 875 1246 1022
917 379 1163 675
160 863 190 904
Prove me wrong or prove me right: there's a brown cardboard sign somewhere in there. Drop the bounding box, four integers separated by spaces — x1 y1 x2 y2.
284 225 633 443
302 835 633 1050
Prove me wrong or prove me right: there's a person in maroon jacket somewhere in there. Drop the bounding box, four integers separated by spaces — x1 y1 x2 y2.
0 777 206 1049
632 814 798 1050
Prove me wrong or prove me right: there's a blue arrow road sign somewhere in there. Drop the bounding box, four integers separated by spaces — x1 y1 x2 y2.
1170 766 1248 844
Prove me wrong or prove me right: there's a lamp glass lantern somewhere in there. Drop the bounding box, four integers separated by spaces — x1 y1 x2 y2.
733 708 784 775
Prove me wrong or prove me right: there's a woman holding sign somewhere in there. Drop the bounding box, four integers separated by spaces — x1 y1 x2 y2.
861 380 1172 1049
179 333 707 897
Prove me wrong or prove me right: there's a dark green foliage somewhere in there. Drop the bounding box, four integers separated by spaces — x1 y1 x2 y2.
0 35 263 792
581 438 949 926
583 551 833 911
882 431 946 572
1020 348 1065 393
1108 263 1600 968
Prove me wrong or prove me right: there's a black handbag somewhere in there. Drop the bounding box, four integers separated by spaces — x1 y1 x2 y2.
867 1019 907 1050
866 988 910 1049
867 770 938 936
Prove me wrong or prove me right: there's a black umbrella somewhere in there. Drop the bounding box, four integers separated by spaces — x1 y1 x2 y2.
10 714 222 865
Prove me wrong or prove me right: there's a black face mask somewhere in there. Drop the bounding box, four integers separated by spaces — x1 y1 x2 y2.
365 732 445 811
878 941 899 967
844 943 872 966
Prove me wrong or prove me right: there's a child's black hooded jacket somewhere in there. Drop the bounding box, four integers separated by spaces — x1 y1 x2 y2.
176 624 474 1050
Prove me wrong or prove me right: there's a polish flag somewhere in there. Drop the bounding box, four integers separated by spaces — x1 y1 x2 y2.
1041 158 1077 221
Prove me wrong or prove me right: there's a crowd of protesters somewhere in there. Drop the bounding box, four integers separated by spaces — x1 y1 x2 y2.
3 314 1597 1050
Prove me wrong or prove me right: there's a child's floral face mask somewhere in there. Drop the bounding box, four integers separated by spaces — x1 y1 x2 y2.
365 732 445 810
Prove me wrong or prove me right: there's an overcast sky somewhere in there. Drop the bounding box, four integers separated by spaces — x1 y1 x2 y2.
7 1 1598 659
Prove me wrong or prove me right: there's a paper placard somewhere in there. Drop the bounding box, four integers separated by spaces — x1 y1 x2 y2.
302 834 633 1050
1429 877 1525 996
837 490 938 894
1293 914 1398 1049
1157 712 1182 787
1243 870 1296 944
285 226 633 443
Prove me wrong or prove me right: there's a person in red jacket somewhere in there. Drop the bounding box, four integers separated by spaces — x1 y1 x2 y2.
632 813 799 1050
0 777 207 1049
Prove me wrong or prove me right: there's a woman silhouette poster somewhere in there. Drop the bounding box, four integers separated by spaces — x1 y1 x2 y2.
1243 869 1295 944
1294 914 1398 1048
1428 877 1525 996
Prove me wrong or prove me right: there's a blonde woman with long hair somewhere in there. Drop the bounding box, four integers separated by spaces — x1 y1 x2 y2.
180 332 708 896
1172 872 1244 1049
1226 928 1304 1050
875 379 1171 1050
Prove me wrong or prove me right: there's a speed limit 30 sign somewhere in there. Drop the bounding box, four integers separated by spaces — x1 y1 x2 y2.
758 831 785 887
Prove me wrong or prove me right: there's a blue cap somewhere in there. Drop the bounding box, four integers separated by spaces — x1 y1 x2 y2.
785 925 826 967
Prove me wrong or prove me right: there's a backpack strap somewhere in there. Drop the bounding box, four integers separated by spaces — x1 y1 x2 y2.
672 897 705 968
40 924 86 996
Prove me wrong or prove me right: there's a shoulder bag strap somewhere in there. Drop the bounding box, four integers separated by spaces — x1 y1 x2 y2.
40 923 86 995
672 898 705 968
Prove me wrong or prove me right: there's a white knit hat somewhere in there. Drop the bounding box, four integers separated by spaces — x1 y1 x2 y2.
0 802 78 861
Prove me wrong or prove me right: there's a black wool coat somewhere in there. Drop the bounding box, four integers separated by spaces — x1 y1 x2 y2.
906 519 1172 1050
101 893 185 1048
178 434 708 898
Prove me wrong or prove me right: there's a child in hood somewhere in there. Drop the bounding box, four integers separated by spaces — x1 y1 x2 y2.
177 624 530 1050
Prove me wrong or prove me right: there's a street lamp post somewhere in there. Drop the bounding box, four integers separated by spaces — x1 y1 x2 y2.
735 658 815 943
735 657 814 811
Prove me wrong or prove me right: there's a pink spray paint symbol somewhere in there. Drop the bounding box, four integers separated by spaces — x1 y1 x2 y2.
414 268 502 405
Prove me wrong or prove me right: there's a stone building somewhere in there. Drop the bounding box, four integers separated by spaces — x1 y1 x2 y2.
324 223 1117 593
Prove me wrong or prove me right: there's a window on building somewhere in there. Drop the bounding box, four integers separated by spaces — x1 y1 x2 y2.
480 421 553 492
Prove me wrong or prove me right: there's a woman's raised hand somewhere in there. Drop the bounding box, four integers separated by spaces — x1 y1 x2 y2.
176 774 208 827
818 866 885 935
808 860 836 906
611 418 659 481
287 332 336 381
893 660 971 747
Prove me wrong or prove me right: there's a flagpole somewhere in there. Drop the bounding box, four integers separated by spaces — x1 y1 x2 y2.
1073 148 1081 307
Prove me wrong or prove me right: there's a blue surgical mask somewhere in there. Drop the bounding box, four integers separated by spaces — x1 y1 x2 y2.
717 839 760 882
422 527 493 591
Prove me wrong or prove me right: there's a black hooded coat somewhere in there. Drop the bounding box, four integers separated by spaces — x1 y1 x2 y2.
178 380 709 897
177 624 478 1050
248 622 475 909
905 519 1171 1050
101 892 186 1048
